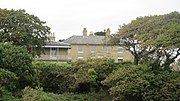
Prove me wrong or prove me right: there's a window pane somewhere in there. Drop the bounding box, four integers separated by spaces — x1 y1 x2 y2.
50 48 57 58
78 46 83 53
118 47 124 53
91 46 96 53
103 46 108 52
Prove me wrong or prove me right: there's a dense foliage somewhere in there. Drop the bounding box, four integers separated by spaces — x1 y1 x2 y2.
110 11 180 69
22 86 111 101
0 9 50 56
0 68 17 91
0 43 36 89
102 64 180 101
71 58 118 93
33 62 74 93
33 58 118 94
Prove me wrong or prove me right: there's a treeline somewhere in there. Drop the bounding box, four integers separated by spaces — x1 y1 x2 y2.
0 43 180 101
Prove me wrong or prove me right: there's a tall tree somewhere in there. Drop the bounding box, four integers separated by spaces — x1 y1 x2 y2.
110 11 180 69
0 9 50 56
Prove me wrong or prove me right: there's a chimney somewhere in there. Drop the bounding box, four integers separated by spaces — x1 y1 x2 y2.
106 28 111 36
89 31 94 36
48 32 55 41
83 28 87 36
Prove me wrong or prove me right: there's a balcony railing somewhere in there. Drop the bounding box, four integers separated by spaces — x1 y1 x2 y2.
34 55 71 61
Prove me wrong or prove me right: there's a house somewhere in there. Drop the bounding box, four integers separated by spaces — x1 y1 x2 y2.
35 33 71 62
63 28 133 62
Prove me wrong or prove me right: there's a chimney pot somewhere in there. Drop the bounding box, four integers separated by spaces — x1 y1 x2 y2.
83 28 87 36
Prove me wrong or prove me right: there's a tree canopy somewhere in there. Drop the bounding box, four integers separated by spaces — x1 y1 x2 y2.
110 11 180 69
0 9 50 56
94 31 106 36
0 43 36 89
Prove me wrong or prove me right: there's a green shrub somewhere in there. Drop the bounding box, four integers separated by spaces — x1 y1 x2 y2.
0 68 18 91
33 62 75 93
22 87 54 101
0 43 36 89
72 58 117 93
0 87 21 101
48 92 111 101
102 64 180 101
22 87 111 101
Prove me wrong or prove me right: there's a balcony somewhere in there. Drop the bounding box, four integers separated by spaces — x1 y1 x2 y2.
34 55 71 62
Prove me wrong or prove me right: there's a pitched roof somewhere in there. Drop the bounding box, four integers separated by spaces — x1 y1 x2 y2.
45 41 70 48
63 35 108 45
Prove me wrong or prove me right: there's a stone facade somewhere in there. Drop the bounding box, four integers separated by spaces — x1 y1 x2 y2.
37 29 133 62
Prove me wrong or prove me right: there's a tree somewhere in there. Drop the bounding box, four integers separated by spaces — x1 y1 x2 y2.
110 11 180 69
72 58 117 93
33 62 74 94
102 64 180 101
0 9 50 56
0 43 36 89
94 31 106 36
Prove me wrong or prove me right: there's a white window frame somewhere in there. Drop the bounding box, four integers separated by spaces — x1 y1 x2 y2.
98 56 103 58
118 57 123 62
77 57 84 60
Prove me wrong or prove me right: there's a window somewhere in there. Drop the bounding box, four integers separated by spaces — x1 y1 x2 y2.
50 48 57 59
91 46 96 53
118 57 123 62
103 46 108 52
78 46 83 53
118 47 124 53
77 57 84 60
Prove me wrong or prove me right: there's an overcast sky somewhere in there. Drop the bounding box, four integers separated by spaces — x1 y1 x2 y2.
0 0 179 40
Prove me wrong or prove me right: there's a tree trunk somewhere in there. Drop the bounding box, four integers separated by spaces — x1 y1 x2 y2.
133 55 139 65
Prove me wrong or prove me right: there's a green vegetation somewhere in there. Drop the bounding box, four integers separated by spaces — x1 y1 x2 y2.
0 10 180 101
0 9 50 56
102 64 180 101
94 31 106 36
0 43 37 89
22 86 110 101
110 11 180 68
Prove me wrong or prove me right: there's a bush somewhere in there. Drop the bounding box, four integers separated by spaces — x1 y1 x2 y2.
0 87 22 101
22 87 111 101
0 43 36 89
23 87 54 101
33 62 75 93
102 64 180 101
32 58 118 94
0 68 18 91
72 58 117 93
